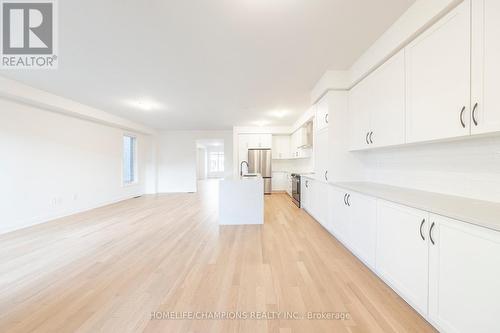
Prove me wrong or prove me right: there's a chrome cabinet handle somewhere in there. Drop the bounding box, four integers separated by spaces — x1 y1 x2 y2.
343 193 348 205
472 102 478 126
369 132 373 144
305 180 308 188
429 222 436 245
346 194 351 207
366 132 370 144
460 106 466 128
324 171 328 181
420 219 426 241
325 113 329 124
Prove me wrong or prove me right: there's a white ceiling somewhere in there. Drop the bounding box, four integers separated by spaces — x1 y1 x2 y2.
1 0 415 130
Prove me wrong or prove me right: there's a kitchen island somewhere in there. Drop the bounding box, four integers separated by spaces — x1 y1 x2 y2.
219 174 264 225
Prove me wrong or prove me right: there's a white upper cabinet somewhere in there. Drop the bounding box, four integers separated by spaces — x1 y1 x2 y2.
240 134 272 149
428 214 500 333
349 78 371 150
405 1 471 143
376 201 430 316
272 135 290 159
238 134 272 170
315 96 329 131
258 134 272 149
471 0 500 135
368 50 406 148
349 50 406 150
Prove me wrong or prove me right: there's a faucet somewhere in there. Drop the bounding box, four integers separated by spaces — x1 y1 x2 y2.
240 161 249 176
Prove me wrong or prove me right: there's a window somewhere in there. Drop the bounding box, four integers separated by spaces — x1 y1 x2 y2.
208 152 224 173
123 135 137 184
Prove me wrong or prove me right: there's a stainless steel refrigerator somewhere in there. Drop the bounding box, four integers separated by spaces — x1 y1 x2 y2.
248 148 272 194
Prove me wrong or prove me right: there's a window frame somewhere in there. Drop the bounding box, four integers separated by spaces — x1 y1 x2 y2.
122 134 138 186
208 151 225 173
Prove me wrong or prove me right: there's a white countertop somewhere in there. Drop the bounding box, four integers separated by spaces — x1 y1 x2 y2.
332 182 500 232
222 173 262 181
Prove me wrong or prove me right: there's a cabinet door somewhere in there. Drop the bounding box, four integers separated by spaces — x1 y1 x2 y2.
471 0 500 135
272 136 280 159
297 147 312 159
245 134 261 149
272 135 290 159
313 181 328 227
271 172 286 191
316 96 329 131
302 178 314 214
349 78 372 150
348 192 377 268
313 129 329 182
290 131 298 158
405 1 471 143
259 134 272 149
328 186 350 243
301 177 310 210
369 50 406 148
376 201 430 316
428 214 500 333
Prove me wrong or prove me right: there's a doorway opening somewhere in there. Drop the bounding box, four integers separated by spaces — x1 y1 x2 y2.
196 139 225 180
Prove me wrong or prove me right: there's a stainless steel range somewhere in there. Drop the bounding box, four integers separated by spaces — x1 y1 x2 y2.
291 173 301 207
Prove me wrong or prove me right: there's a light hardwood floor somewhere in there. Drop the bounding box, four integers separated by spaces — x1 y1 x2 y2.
0 180 435 333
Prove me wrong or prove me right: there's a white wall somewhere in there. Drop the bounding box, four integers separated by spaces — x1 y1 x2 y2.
196 147 207 180
362 136 500 203
0 98 156 234
157 130 233 193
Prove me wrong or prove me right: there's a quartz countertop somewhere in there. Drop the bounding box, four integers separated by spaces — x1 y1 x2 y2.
223 173 262 181
331 181 500 232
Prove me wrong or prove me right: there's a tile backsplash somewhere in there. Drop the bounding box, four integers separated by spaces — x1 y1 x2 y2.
361 135 500 203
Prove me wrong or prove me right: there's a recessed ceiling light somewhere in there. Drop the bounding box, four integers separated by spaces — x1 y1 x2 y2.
125 99 164 112
269 110 289 118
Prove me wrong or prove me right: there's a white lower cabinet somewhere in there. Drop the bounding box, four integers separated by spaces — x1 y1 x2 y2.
312 180 329 227
301 177 312 211
428 214 500 333
328 186 350 241
328 187 377 268
348 192 377 268
376 201 430 316
303 178 328 228
320 186 500 333
271 172 288 191
307 183 500 332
